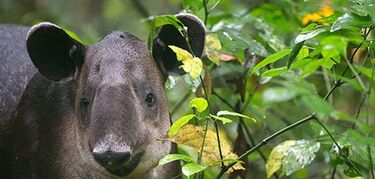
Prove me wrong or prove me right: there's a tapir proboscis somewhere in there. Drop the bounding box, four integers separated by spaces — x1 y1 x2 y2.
0 14 205 178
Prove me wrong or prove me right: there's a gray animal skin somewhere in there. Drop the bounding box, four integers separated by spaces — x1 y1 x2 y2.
0 14 205 179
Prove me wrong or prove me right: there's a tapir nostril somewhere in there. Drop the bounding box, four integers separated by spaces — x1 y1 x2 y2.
92 149 131 170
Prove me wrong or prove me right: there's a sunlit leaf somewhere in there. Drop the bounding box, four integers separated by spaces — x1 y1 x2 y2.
169 45 203 79
217 110 256 122
168 114 195 137
182 163 208 176
209 114 233 124
189 98 208 113
295 26 328 43
266 140 320 177
159 154 194 166
251 49 291 74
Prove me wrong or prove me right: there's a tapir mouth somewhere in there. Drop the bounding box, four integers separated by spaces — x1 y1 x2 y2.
104 152 143 177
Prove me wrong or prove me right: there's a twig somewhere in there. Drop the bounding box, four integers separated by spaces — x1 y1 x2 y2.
202 0 208 25
199 75 224 167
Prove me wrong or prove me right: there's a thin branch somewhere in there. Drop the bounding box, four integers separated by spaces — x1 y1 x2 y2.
199 75 224 167
202 0 208 25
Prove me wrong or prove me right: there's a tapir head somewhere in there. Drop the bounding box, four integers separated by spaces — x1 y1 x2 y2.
25 14 205 177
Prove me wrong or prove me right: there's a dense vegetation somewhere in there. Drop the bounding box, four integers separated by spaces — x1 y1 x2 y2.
2 0 374 178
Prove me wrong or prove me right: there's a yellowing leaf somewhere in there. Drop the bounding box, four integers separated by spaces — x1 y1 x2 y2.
266 140 296 178
168 45 203 79
169 45 193 61
206 34 222 50
169 124 245 173
205 34 222 65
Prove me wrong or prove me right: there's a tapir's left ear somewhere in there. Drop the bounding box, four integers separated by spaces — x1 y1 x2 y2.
152 13 206 77
27 22 85 82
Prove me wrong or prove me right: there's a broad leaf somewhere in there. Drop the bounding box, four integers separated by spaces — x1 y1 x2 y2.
266 140 320 177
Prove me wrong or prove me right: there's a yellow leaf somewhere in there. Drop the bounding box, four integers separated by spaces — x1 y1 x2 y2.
168 45 203 79
169 124 245 173
265 140 296 178
205 34 222 65
169 45 193 61
206 34 222 51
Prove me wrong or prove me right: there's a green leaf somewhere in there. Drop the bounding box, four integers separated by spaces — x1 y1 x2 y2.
182 163 208 176
261 67 288 77
295 27 328 43
189 98 208 113
251 49 292 74
217 110 256 123
266 140 321 178
217 28 268 57
159 154 194 166
331 13 372 32
209 114 233 124
168 114 195 137
287 41 305 69
283 140 320 176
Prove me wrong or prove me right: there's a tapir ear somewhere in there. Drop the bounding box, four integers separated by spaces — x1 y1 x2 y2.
152 13 206 76
27 22 85 81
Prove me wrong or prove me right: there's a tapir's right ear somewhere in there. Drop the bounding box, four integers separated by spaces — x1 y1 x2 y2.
152 14 206 77
27 22 85 82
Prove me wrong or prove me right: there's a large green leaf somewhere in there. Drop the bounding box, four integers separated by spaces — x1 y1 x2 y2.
217 28 268 57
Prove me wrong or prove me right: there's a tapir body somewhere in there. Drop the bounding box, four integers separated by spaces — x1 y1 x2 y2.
0 14 205 178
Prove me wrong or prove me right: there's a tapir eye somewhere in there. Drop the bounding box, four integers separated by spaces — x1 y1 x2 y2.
145 93 155 106
80 98 90 108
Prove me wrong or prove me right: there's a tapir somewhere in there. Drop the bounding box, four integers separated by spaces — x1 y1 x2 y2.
0 14 205 178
